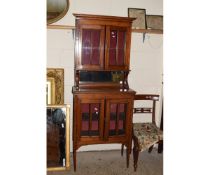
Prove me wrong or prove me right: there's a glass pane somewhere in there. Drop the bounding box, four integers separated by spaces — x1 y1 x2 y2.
91 30 100 65
81 104 89 136
109 104 117 136
81 103 100 136
90 103 100 135
82 30 91 65
81 29 101 66
118 104 126 135
47 108 66 167
117 31 126 66
109 30 117 65
109 103 126 136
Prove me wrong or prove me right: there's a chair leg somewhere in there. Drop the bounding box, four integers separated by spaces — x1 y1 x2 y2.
148 145 154 153
158 140 163 153
133 144 139 172
121 144 124 156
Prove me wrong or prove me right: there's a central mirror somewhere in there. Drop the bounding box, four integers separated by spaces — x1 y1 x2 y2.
79 71 124 83
47 0 69 24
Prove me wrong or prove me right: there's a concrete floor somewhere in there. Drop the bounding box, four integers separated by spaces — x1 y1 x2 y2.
48 149 163 175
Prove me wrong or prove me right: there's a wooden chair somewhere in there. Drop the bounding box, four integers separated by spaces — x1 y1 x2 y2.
121 94 163 171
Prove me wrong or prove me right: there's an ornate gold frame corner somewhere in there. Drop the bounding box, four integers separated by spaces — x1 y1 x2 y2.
47 68 64 105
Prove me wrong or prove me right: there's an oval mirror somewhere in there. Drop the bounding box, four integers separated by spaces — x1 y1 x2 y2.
47 0 69 24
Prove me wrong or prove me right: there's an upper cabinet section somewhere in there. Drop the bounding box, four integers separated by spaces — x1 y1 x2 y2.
74 14 135 71
79 24 105 70
105 26 128 70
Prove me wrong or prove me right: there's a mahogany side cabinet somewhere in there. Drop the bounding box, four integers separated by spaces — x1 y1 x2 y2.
72 14 136 171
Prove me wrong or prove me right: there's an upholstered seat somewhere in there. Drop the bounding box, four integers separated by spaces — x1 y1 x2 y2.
133 123 163 152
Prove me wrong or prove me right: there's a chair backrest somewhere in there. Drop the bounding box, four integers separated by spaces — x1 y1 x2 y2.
133 94 159 124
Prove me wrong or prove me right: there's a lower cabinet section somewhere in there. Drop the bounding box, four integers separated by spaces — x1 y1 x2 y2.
105 99 131 140
78 98 105 141
72 88 135 171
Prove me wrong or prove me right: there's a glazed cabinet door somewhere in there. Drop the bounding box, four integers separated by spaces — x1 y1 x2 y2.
105 26 130 70
75 24 105 70
76 97 105 141
104 98 132 141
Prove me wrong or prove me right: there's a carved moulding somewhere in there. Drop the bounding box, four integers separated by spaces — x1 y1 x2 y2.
47 68 64 105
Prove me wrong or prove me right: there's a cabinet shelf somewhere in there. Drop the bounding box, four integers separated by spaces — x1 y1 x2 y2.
132 28 163 34
47 25 163 34
47 25 75 30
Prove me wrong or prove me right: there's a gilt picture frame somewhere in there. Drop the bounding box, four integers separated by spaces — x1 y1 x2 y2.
46 77 56 105
47 68 64 105
128 8 147 29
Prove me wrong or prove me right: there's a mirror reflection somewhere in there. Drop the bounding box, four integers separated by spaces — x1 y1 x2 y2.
47 105 70 171
47 0 69 24
79 71 124 83
47 107 66 167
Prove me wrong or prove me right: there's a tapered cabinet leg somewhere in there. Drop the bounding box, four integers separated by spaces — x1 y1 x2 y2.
121 144 124 156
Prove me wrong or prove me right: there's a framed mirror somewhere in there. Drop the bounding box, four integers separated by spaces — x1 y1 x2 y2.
47 104 70 171
46 68 64 105
47 0 70 24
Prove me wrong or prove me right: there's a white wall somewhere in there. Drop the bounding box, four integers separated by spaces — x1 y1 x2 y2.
47 0 163 152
